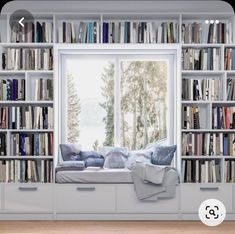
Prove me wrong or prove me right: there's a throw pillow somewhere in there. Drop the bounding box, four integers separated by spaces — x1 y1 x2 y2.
151 145 177 165
60 144 81 161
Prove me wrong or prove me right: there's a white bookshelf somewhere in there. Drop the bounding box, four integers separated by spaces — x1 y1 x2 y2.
0 12 54 184
0 10 234 186
181 12 235 184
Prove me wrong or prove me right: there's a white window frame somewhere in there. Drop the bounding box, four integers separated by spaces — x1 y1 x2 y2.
54 44 181 168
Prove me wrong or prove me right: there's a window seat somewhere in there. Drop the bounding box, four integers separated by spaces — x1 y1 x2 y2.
55 168 133 183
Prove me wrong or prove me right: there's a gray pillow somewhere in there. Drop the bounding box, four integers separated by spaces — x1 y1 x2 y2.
104 147 129 169
151 145 177 165
60 144 81 161
125 149 152 170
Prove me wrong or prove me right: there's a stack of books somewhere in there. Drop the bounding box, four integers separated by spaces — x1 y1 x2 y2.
182 48 221 70
0 133 6 156
34 78 53 100
2 48 53 70
102 21 179 43
58 21 100 43
10 132 54 156
2 159 53 183
227 78 235 100
0 79 25 101
182 22 202 44
182 78 222 101
225 48 235 70
11 21 53 43
0 106 53 129
182 132 235 156
182 106 200 129
207 22 232 44
182 159 221 183
212 106 235 129
224 160 235 182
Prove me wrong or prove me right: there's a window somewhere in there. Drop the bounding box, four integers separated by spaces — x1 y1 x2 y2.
61 52 174 150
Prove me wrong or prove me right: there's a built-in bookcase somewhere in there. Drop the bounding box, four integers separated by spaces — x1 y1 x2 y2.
0 11 234 185
181 12 235 184
0 13 54 184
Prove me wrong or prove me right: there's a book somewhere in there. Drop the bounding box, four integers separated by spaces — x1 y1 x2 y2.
182 132 235 156
2 48 53 70
0 106 53 130
0 79 25 101
182 78 222 101
11 21 53 43
103 21 178 43
182 48 220 70
58 21 100 43
4 159 52 183
10 132 53 156
0 133 6 156
225 48 235 70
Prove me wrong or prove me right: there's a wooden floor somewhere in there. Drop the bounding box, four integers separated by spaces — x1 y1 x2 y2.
0 221 235 234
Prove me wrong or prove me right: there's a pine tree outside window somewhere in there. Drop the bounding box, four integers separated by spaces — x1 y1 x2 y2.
61 53 174 151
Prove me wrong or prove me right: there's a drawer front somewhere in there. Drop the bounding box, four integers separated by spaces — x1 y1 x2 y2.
116 184 179 213
4 184 53 213
181 184 232 213
55 184 115 213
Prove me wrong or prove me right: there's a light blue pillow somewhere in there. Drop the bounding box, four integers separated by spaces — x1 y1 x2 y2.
151 145 177 165
60 144 81 161
104 147 129 169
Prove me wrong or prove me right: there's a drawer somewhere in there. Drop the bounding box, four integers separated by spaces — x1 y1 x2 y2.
4 184 53 213
55 184 116 213
116 184 179 213
181 184 233 213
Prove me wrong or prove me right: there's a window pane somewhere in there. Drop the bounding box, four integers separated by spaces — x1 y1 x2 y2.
66 59 114 150
120 60 168 150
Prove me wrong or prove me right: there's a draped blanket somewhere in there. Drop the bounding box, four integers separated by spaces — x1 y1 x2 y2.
131 162 179 201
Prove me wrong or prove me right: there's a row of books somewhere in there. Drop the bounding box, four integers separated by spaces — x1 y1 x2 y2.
182 159 221 183
0 133 6 156
0 106 53 129
182 22 232 44
58 21 100 43
225 160 235 183
225 48 235 70
10 133 53 156
11 21 53 43
182 22 202 44
0 159 53 183
103 21 179 43
0 79 25 101
2 48 53 70
182 133 235 156
182 78 222 101
182 48 220 70
182 106 200 129
227 79 235 100
34 78 53 101
212 106 235 129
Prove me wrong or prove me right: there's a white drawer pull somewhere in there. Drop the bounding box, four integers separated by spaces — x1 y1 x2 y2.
18 187 38 191
76 187 96 192
200 187 219 191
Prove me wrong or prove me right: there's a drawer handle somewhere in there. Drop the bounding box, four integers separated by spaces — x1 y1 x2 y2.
200 187 219 191
76 187 96 192
18 187 38 191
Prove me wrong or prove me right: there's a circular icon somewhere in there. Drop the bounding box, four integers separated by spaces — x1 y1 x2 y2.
198 199 226 227
9 9 34 36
